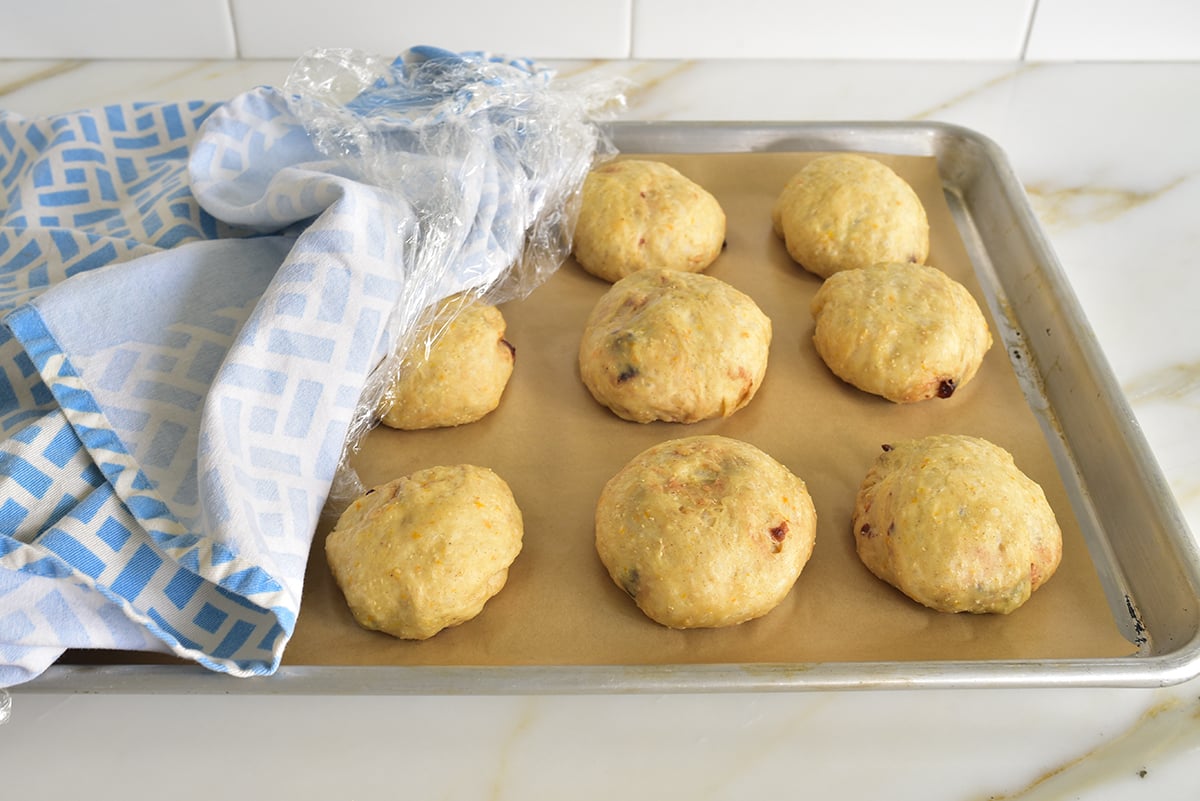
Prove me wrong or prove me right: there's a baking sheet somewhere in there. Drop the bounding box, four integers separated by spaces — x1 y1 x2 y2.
41 122 1200 693
285 148 1133 669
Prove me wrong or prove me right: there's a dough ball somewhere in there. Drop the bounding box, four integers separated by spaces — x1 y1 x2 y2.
572 159 726 282
772 154 929 278
852 435 1062 614
595 435 817 628
379 298 514 430
325 464 524 640
578 269 772 423
810 262 993 403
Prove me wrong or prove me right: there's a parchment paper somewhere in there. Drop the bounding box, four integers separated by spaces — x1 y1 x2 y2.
284 151 1135 669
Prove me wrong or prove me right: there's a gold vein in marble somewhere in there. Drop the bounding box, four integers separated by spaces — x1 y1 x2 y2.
1025 177 1188 229
980 694 1200 800
620 60 698 102
134 60 232 98
488 698 540 801
1123 361 1200 405
908 63 1036 121
547 60 697 121
1177 475 1199 507
0 60 86 100
579 60 698 117
551 59 613 81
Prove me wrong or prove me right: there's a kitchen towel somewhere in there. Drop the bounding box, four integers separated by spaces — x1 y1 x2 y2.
0 47 609 686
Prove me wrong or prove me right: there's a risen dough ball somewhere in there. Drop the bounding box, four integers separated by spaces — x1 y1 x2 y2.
852 435 1062 615
572 159 726 282
379 298 514 430
578 269 772 423
595 435 817 629
325 464 523 640
772 154 929 278
810 262 993 403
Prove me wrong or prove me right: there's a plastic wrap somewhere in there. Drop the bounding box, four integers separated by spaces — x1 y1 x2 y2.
281 47 624 502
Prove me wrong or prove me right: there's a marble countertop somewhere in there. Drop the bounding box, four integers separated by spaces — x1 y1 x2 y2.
1 57 1198 799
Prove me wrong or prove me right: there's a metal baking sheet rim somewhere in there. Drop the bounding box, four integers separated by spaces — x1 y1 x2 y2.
23 121 1200 695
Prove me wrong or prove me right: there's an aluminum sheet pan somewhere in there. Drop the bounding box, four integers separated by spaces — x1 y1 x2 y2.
25 121 1200 694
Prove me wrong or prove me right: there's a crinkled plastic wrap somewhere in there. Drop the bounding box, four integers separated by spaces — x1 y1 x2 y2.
282 47 624 502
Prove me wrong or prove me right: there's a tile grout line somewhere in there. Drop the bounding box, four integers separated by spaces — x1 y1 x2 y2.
626 0 637 59
1020 0 1042 60
226 0 243 59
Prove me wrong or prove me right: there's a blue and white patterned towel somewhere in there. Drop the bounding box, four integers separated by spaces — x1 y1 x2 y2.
0 47 609 686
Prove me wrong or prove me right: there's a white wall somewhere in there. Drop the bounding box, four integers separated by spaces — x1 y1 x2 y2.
2 0 1198 61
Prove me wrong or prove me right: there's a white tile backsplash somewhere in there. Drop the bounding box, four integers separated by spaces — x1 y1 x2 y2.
632 0 1036 60
231 0 632 60
1024 0 1200 61
0 0 237 59
0 0 1197 62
